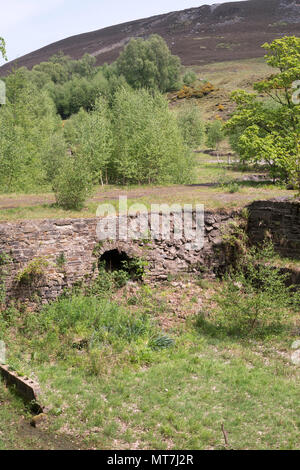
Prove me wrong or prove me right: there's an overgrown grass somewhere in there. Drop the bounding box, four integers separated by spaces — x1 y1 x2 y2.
0 258 299 449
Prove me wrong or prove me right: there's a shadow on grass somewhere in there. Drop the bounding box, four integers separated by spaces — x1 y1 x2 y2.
194 313 291 341
186 179 278 190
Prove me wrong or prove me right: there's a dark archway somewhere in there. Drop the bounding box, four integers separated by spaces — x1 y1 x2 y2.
99 249 131 273
99 250 145 281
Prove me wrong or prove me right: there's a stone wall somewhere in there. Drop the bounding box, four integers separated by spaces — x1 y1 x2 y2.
1 198 298 305
247 199 300 259
0 210 237 304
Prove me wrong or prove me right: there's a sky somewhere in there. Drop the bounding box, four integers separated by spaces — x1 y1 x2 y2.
0 0 245 65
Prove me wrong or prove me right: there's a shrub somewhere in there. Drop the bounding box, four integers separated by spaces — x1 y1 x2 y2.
176 102 205 149
183 70 197 86
175 82 215 100
53 156 93 210
206 120 225 152
16 258 49 286
210 243 296 336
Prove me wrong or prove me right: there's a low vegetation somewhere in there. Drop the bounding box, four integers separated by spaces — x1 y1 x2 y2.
0 243 299 450
0 32 299 451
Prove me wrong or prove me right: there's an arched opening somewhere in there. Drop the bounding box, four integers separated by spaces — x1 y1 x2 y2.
99 249 131 273
99 249 145 281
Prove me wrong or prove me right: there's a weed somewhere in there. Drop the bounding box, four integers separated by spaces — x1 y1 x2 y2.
56 253 66 269
200 242 298 337
16 257 49 286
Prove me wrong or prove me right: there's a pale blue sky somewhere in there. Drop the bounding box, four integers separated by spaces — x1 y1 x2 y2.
0 0 244 65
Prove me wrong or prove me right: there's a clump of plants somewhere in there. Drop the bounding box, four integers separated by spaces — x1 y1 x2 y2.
176 102 205 148
175 81 215 100
16 257 49 286
0 252 11 306
19 290 174 374
198 242 299 337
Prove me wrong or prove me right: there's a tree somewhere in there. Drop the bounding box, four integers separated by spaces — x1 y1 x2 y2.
116 35 181 92
0 69 64 191
206 120 225 162
176 102 205 149
224 36 300 186
0 37 7 61
111 88 193 185
32 52 97 85
53 156 93 210
64 99 113 185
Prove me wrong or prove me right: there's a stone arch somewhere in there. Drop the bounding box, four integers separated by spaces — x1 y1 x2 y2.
99 249 131 272
98 248 145 281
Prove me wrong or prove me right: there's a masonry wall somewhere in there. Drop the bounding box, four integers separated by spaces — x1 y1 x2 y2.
1 198 299 305
247 199 300 259
0 210 236 304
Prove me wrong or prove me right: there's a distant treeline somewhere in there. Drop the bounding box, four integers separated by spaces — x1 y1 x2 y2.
0 35 210 208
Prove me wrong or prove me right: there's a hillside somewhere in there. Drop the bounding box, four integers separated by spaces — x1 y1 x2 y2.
1 0 300 75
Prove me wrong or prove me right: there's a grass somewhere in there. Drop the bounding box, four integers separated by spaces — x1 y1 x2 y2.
0 56 298 450
0 271 299 450
0 154 295 221
193 57 273 93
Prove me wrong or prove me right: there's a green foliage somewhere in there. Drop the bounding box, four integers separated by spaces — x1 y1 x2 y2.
0 69 64 192
148 334 175 351
206 120 225 150
116 35 181 92
112 270 130 289
16 258 49 286
122 258 149 281
56 253 66 269
182 70 197 86
0 252 11 305
53 155 94 210
221 181 241 193
86 264 114 296
225 36 300 187
11 53 101 119
207 243 298 336
176 102 205 149
42 132 67 183
0 37 7 61
111 87 193 184
18 293 169 372
32 52 97 85
64 99 113 185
